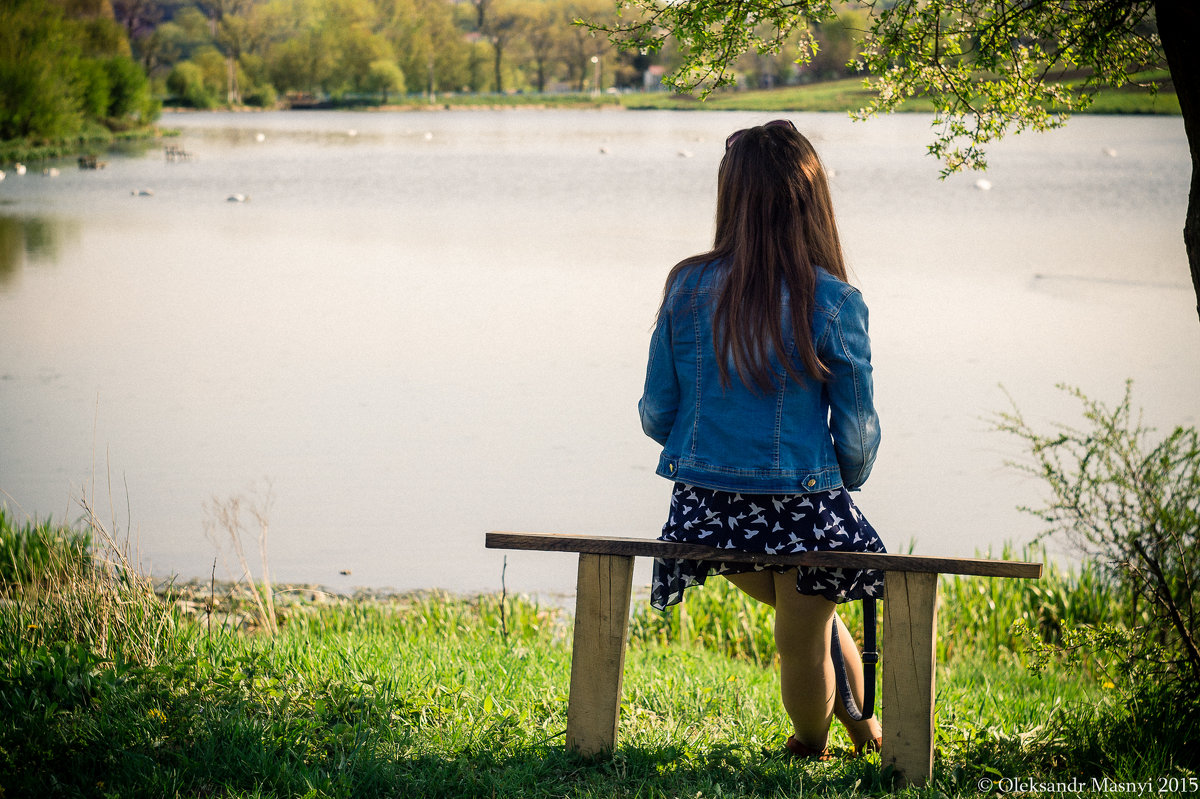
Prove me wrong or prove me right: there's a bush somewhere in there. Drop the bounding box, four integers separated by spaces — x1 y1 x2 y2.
243 83 277 108
998 382 1200 688
76 58 111 120
104 55 154 122
367 59 405 103
0 0 84 140
166 61 217 109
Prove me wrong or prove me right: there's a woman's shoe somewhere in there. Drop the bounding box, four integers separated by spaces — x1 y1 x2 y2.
785 735 834 761
854 736 882 756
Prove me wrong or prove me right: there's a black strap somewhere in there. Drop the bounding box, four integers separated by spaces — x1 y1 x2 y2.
831 598 877 721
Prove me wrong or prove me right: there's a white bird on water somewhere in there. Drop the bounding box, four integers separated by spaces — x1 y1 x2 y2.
974 178 993 191
227 193 249 203
14 163 26 175
255 132 266 142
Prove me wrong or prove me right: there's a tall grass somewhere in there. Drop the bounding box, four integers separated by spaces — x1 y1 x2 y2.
0 501 178 668
0 507 91 585
629 543 1124 669
937 543 1127 660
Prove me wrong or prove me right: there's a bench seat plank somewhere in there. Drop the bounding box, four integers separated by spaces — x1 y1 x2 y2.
486 531 1042 579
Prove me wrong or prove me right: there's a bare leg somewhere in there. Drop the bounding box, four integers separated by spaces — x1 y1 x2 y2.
725 570 836 749
830 613 883 750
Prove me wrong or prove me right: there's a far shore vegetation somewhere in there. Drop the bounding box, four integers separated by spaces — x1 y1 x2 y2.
3 78 1179 165
1 0 1182 168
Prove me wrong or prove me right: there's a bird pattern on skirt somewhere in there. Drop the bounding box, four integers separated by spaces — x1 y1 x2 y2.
650 482 886 611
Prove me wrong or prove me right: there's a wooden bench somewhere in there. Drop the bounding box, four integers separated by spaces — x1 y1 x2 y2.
485 530 1042 788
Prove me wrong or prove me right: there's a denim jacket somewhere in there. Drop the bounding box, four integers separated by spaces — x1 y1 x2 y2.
639 261 880 494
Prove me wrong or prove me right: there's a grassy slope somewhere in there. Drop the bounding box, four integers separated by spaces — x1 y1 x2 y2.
0 590 1097 798
1 514 1193 797
620 76 1181 115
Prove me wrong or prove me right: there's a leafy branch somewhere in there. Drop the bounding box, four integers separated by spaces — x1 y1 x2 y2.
589 0 1165 175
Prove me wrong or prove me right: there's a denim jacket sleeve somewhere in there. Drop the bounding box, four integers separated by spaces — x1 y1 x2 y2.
821 288 880 489
638 312 680 446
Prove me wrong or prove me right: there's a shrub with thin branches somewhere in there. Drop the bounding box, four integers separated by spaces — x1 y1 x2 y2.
997 381 1200 687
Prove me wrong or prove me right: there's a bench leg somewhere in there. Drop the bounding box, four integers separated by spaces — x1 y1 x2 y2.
881 570 938 788
566 552 634 757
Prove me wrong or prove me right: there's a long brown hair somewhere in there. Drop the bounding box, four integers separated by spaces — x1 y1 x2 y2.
661 122 848 392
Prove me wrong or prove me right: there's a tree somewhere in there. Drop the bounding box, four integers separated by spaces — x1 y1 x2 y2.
260 0 340 96
482 0 521 93
366 57 404 102
514 0 559 93
330 25 393 95
1 0 154 140
111 0 162 67
194 0 253 103
166 59 218 107
147 5 215 69
601 0 1200 323
564 0 612 92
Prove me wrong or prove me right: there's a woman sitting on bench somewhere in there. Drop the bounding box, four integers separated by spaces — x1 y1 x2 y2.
638 119 885 759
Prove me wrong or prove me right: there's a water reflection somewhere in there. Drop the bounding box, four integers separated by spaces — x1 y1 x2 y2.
0 215 77 286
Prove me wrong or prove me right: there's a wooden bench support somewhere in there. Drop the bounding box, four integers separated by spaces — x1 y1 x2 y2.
566 553 634 757
882 570 938 788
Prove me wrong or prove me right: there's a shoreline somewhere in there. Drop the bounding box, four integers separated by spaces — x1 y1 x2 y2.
156 77 1182 117
7 77 1177 164
0 125 175 165
153 576 581 633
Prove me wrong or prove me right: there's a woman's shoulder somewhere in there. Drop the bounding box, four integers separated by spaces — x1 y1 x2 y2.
812 266 865 316
665 257 725 299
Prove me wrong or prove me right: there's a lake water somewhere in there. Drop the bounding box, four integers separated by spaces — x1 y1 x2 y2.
1 109 1196 599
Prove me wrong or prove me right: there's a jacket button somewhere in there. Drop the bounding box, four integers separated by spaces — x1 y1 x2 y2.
806 478 816 488
669 464 676 473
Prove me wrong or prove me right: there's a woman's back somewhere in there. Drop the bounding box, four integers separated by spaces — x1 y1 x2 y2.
640 259 879 494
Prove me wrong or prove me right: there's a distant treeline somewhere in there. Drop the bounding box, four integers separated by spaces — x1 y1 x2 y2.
105 0 866 106
1 0 867 144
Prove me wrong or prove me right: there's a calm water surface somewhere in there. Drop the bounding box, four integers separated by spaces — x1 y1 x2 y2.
1 109 1196 597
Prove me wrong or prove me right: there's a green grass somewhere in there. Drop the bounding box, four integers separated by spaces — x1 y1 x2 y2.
621 78 889 113
1 511 1196 798
620 75 1180 115
310 92 622 111
433 92 621 109
0 507 92 585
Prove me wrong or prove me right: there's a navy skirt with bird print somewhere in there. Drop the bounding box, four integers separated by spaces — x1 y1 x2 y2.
650 482 886 611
